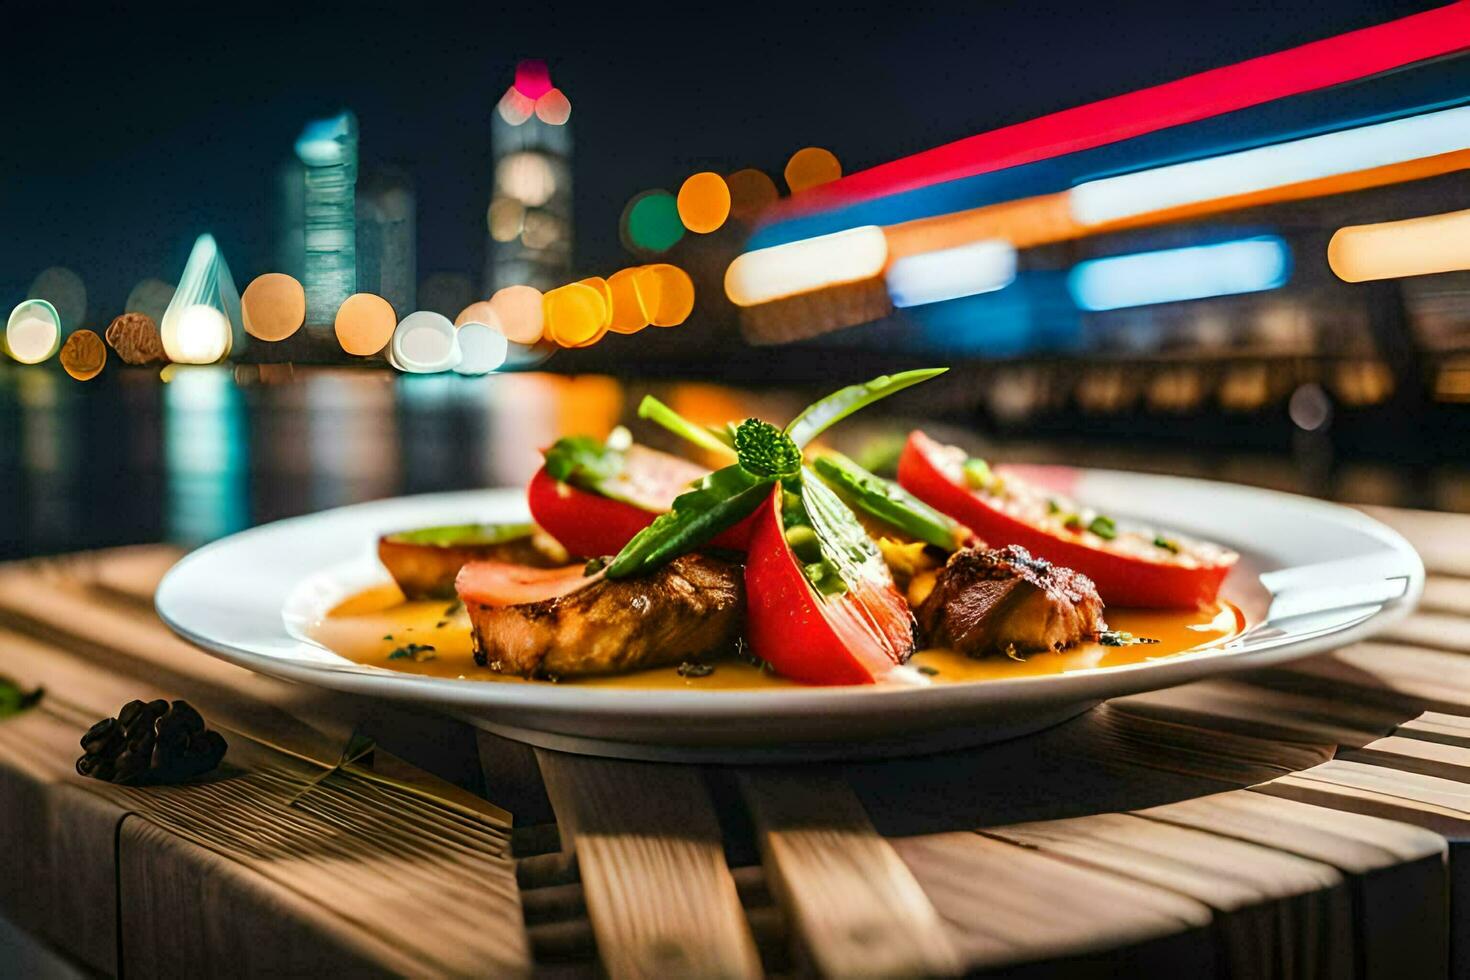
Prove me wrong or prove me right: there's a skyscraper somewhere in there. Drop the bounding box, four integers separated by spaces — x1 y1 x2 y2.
484 61 573 295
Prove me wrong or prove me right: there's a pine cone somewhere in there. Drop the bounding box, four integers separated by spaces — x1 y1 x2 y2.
76 699 227 785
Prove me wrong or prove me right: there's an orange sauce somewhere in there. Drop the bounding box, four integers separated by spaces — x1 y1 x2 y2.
310 584 1246 690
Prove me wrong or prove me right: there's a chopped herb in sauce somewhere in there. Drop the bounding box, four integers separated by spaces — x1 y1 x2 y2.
443 600 463 617
1088 515 1117 540
382 634 393 641
388 643 437 662
1097 630 1159 647
915 664 940 677
676 662 715 678
435 620 449 629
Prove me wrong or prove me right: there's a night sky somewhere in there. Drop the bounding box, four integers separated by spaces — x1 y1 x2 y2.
0 1 1437 319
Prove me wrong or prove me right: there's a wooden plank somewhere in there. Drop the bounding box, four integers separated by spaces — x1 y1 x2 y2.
1420 575 1470 616
1379 611 1470 655
1398 711 1470 748
44 784 129 976
888 831 1214 975
1135 792 1447 980
737 771 960 978
1264 642 1470 715
1359 505 1470 577
992 813 1352 980
1113 677 1411 747
535 750 761 980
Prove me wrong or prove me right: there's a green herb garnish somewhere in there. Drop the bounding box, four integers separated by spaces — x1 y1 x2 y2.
388 643 437 662
676 662 715 678
784 369 947 449
962 458 996 492
813 451 962 549
734 418 802 479
606 371 947 587
1153 535 1180 554
443 600 463 617
1088 515 1117 540
0 676 42 719
387 522 536 547
584 556 608 576
915 665 940 677
1097 631 1159 647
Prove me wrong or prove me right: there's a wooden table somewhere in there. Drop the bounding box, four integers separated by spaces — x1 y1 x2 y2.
3 505 1470 978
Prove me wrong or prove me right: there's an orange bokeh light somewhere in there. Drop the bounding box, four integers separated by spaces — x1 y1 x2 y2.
676 172 731 234
784 147 842 194
543 282 608 346
535 88 572 125
634 265 695 327
606 268 650 334
726 168 779 220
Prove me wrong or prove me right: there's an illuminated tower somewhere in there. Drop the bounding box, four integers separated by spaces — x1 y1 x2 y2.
484 60 573 294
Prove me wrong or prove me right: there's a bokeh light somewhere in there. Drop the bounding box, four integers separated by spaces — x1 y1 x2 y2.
454 301 504 332
488 285 545 344
60 329 107 381
514 59 553 100
497 152 556 207
784 147 842 193
488 198 525 242
391 310 459 373
677 172 731 234
164 305 232 365
6 299 61 364
125 278 176 325
725 226 888 306
726 168 779 220
497 87 535 126
455 321 510 376
623 191 685 253
335 292 397 355
1328 208 1470 282
543 282 608 346
606 268 651 334
534 89 571 126
635 265 695 327
29 266 86 331
241 272 306 342
521 210 565 249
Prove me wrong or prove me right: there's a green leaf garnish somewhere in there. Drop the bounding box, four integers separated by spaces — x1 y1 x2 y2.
814 452 961 549
0 676 42 719
1088 515 1117 540
800 467 892 600
1153 535 1180 554
785 368 947 449
387 522 536 547
637 396 736 456
606 465 773 579
734 419 802 479
543 435 624 487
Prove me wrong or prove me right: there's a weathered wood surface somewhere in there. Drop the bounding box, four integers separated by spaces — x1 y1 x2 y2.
0 504 1469 977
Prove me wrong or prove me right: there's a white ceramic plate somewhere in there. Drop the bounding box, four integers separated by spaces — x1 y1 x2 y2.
157 470 1422 761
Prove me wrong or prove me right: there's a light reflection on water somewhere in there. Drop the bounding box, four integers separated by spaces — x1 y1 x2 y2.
0 364 1462 559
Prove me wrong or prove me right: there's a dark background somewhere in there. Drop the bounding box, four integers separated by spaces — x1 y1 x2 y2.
0 1 1438 314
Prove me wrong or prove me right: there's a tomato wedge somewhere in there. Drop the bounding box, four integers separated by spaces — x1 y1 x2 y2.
455 560 596 607
897 431 1236 608
529 444 754 558
744 487 914 685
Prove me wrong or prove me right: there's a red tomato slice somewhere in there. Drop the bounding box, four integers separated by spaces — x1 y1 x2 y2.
744 488 914 685
455 560 595 607
897 431 1235 608
528 444 754 558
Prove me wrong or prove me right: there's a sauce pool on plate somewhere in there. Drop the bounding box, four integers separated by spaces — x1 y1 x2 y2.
310 584 1246 689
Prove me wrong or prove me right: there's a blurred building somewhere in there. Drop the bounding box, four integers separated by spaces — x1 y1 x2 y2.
484 61 573 294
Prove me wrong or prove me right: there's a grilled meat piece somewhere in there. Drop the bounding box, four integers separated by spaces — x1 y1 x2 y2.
916 545 1105 656
379 529 566 600
462 554 744 678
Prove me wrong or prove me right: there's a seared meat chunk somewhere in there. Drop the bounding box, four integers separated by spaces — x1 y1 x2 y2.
462 554 744 678
917 545 1105 656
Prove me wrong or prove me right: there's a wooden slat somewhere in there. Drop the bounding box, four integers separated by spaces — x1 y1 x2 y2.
1359 505 1470 577
1420 575 1470 616
1136 791 1448 980
737 771 960 978
1379 610 1470 654
889 831 1214 974
1265 642 1470 715
992 813 1352 979
535 751 762 980
1113 677 1410 747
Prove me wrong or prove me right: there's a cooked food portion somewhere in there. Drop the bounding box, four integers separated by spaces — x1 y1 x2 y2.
458 553 744 678
378 522 566 599
899 431 1238 608
917 545 1106 657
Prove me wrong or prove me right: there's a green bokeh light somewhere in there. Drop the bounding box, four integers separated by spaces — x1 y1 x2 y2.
623 191 685 253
